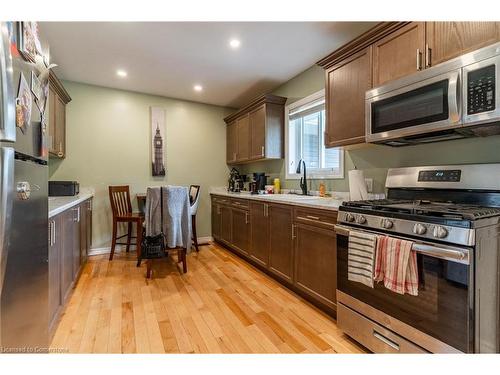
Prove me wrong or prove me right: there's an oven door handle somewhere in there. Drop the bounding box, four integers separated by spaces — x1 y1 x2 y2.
334 224 470 264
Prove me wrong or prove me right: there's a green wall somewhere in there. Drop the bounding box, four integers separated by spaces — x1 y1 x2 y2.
49 81 233 249
239 65 500 194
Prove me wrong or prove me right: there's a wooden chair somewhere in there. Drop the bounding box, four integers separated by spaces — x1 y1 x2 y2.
189 185 201 252
108 185 144 265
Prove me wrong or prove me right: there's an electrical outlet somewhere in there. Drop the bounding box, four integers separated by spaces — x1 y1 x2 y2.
365 178 373 193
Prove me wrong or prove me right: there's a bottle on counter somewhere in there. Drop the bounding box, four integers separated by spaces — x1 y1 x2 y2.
273 178 281 194
319 182 326 197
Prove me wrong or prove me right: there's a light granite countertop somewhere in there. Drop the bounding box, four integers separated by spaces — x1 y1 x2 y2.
210 188 346 211
48 187 95 218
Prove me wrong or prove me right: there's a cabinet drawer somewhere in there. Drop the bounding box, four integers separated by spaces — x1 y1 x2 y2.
231 198 249 210
294 207 337 229
337 303 428 353
212 195 231 206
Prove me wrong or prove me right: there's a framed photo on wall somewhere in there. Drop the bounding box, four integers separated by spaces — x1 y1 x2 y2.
16 22 38 62
150 107 166 177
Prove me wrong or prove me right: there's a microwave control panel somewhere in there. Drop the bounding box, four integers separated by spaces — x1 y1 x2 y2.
467 64 496 115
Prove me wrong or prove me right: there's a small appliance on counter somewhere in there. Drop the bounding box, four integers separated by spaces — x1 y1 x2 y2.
251 172 267 194
228 168 245 192
49 181 80 196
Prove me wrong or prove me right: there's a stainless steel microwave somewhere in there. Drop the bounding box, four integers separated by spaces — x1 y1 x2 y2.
366 42 500 146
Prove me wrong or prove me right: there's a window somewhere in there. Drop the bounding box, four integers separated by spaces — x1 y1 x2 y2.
286 89 344 179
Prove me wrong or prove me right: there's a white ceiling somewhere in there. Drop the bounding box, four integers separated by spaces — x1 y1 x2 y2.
39 22 376 108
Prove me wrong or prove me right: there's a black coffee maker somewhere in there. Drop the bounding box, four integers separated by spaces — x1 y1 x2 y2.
251 172 267 194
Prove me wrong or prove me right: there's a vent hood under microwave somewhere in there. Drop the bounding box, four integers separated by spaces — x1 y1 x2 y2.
365 42 500 146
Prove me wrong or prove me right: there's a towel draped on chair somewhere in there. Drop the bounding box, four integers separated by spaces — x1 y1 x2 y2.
145 185 192 251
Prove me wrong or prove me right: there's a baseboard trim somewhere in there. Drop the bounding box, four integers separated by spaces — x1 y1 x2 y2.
88 236 214 257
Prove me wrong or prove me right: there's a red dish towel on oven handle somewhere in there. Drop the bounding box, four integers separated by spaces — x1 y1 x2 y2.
373 236 419 296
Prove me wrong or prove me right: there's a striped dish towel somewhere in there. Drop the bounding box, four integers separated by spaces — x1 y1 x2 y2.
374 236 419 296
348 231 378 288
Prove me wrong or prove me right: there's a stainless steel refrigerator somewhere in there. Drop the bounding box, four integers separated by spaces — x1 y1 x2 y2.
0 22 48 351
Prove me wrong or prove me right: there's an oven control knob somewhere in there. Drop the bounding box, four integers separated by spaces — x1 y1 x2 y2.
356 215 367 224
413 223 427 235
345 213 355 222
433 225 448 239
381 219 393 229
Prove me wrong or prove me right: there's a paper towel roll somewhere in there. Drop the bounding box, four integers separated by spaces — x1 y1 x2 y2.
349 169 368 201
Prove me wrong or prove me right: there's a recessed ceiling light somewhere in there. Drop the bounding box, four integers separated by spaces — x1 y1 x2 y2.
116 69 127 77
229 39 241 49
194 84 203 92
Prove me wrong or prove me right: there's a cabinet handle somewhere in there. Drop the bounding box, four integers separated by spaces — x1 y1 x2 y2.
416 49 422 71
233 152 237 161
48 221 52 246
245 212 249 224
264 204 268 217
425 44 432 68
52 220 56 245
292 224 296 239
261 146 265 157
373 330 400 351
306 215 320 221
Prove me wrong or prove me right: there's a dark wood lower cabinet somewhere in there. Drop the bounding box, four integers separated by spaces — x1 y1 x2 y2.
249 202 270 267
294 223 337 309
49 198 93 337
231 208 250 255
211 194 337 314
268 204 294 284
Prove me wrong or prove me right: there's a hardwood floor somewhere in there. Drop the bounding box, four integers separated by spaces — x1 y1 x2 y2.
50 243 366 353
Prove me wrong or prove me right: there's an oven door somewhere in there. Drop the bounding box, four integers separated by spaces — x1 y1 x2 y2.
366 70 461 144
335 225 473 353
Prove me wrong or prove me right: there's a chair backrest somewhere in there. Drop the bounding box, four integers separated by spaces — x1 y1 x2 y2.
189 185 201 214
109 185 133 217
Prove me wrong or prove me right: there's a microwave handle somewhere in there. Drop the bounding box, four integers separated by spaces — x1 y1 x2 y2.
0 23 15 142
334 224 470 264
448 70 461 124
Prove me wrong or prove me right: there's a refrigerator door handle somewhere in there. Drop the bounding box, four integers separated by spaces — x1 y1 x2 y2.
0 147 14 302
0 23 16 142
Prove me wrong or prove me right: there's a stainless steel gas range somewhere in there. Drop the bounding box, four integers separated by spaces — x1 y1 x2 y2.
334 164 500 353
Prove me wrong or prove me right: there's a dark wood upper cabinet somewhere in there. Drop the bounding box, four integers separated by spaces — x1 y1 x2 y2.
294 222 337 310
249 202 270 267
268 204 294 284
325 47 372 147
426 22 500 67
48 72 71 159
236 114 250 162
372 22 426 87
226 121 237 164
224 94 286 165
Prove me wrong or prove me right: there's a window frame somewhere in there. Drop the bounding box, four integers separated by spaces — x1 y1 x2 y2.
285 89 344 180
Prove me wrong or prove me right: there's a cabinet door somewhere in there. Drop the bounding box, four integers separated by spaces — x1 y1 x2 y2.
294 223 337 310
226 122 237 164
48 216 62 332
372 22 425 86
426 22 500 67
249 105 266 160
268 204 293 283
71 206 81 280
231 208 250 255
325 47 372 147
79 202 88 266
48 86 57 155
236 114 250 162
54 96 66 158
249 202 270 267
211 200 222 239
60 210 75 302
220 205 232 245
86 199 92 256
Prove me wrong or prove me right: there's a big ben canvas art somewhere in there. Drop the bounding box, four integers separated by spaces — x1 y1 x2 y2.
150 106 166 177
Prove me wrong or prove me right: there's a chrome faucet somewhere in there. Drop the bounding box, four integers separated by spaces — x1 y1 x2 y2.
296 159 308 196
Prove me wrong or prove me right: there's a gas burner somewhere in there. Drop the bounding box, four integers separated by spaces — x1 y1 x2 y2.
343 199 500 221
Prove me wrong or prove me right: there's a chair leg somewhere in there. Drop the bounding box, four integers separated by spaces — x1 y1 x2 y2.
182 248 187 273
126 222 132 252
146 259 152 279
109 219 118 260
191 214 199 252
136 219 143 267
